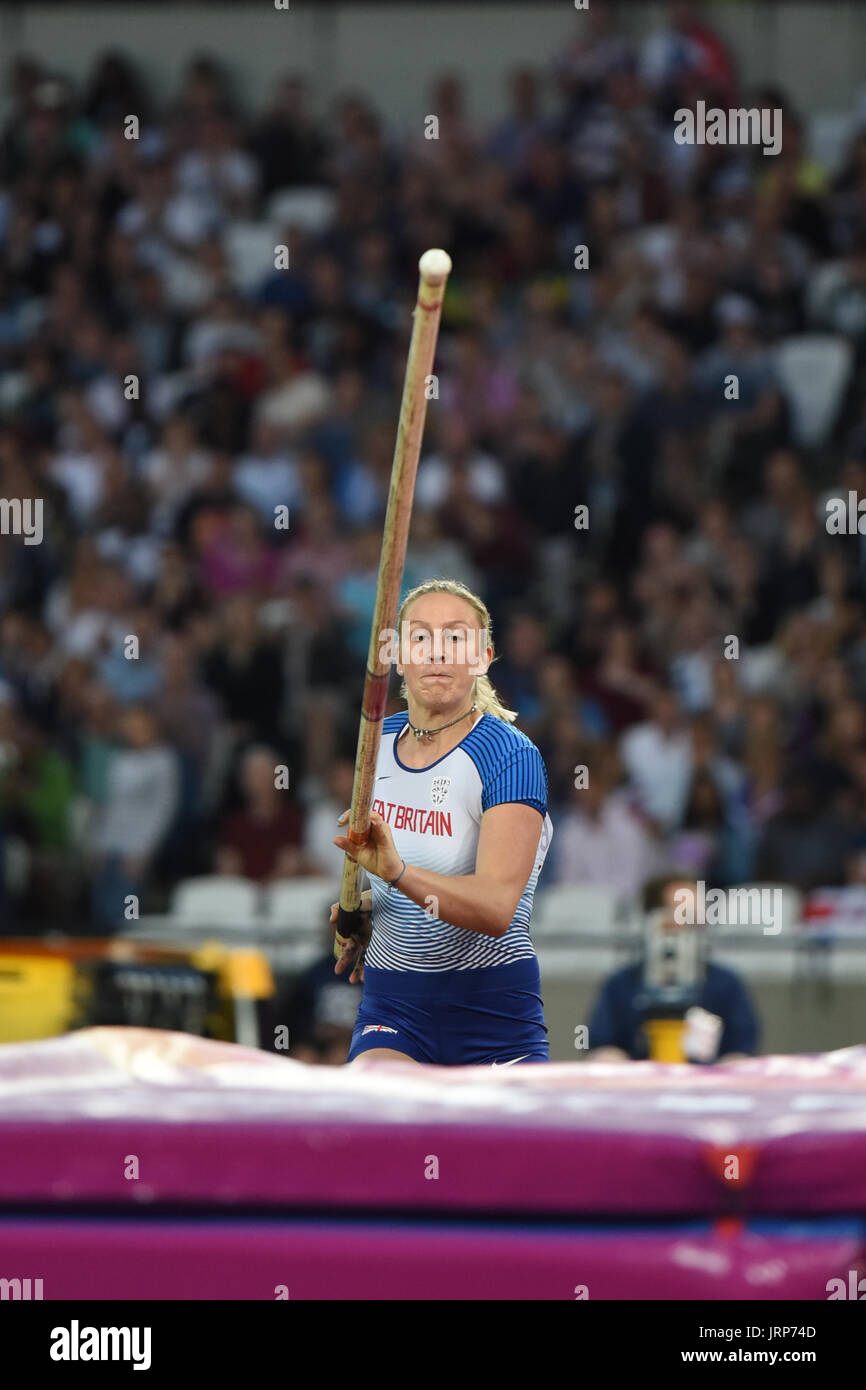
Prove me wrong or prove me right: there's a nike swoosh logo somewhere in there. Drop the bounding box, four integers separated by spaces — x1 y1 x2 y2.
491 1055 531 1068
376 776 391 781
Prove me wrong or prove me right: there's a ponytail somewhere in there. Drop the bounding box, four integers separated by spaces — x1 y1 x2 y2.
470 673 517 724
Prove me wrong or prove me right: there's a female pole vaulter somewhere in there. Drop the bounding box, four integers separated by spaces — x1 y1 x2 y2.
331 578 553 1066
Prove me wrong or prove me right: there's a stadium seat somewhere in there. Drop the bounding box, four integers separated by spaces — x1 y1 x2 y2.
708 883 803 938
775 335 853 448
712 946 800 980
823 946 866 981
263 877 337 934
531 884 620 939
801 885 866 939
618 898 646 939
170 876 261 928
536 945 619 979
266 187 337 234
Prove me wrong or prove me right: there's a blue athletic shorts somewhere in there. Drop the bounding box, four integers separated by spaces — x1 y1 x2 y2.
348 956 549 1066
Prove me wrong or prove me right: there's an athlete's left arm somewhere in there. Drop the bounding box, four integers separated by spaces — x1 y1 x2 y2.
336 802 543 936
393 801 543 935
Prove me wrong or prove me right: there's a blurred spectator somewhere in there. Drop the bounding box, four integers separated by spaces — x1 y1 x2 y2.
88 706 179 928
641 2 737 109
303 756 356 881
620 687 692 831
756 766 857 890
551 741 658 903
216 743 311 881
247 74 327 194
416 414 506 511
0 701 75 916
200 593 285 744
580 621 659 733
487 67 550 169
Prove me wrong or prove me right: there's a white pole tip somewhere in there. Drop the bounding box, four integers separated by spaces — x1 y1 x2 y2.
418 249 452 284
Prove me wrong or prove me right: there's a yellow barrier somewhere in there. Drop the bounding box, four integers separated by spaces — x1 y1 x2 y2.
0 955 78 1043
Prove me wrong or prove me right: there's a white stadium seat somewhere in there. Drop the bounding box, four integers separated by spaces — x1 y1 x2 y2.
536 946 620 979
170 876 261 927
262 877 336 933
531 885 620 939
713 947 800 980
705 883 803 939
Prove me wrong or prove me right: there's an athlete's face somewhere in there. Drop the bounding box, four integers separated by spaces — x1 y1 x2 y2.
398 593 491 714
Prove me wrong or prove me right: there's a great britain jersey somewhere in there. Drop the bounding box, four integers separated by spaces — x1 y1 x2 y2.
365 710 553 972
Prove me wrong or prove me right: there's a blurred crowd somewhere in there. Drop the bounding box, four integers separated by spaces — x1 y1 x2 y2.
3 2 866 934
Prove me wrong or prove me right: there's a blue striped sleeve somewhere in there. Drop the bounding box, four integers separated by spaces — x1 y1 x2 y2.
481 744 548 816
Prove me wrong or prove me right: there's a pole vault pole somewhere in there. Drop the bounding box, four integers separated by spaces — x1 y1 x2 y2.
334 249 453 959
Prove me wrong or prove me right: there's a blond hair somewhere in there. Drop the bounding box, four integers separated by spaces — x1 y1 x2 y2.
396 578 517 723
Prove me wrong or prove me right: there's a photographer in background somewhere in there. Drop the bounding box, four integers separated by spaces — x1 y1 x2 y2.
587 873 760 1063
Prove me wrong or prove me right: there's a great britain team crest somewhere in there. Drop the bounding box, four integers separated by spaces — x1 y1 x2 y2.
430 775 451 806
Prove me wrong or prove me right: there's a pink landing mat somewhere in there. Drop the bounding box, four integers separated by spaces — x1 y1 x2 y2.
0 1216 862 1300
0 1029 865 1217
